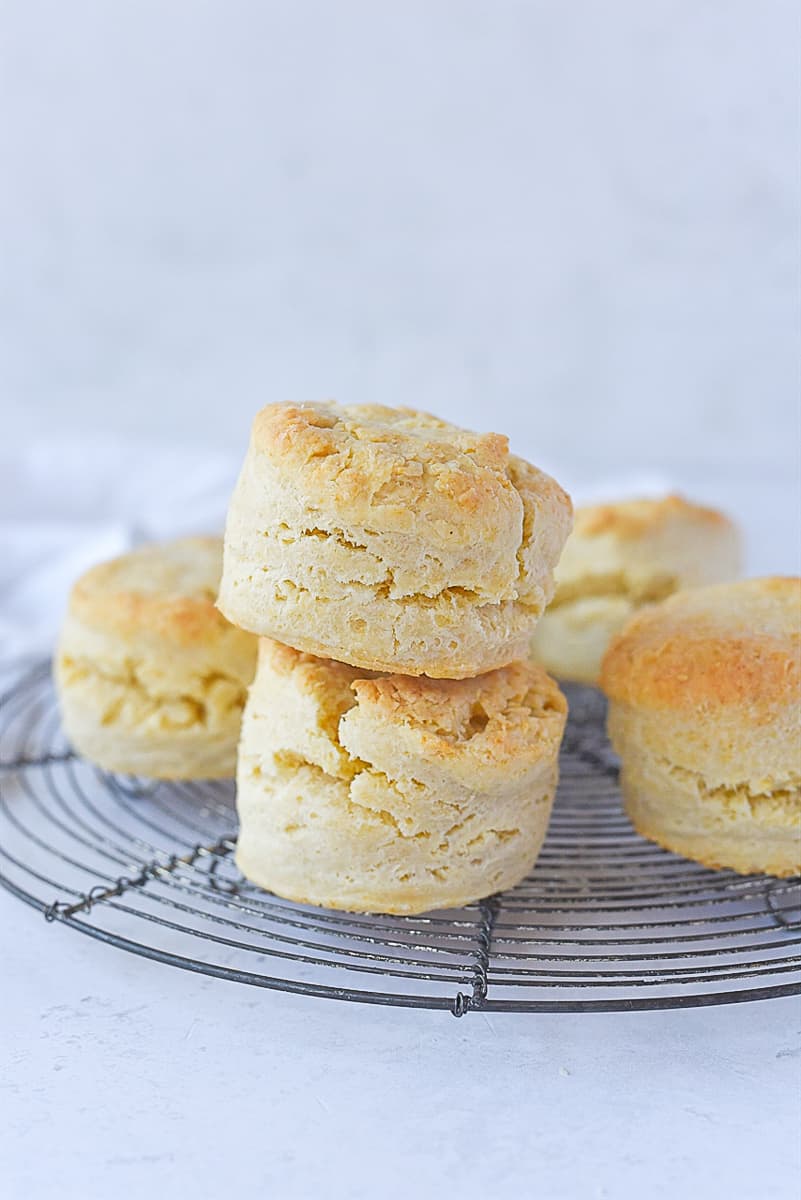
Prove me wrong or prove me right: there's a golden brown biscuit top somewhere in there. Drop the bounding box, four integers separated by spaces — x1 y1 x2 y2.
351 662 566 758
69 536 233 644
249 401 571 549
259 638 566 764
600 577 801 716
574 494 733 541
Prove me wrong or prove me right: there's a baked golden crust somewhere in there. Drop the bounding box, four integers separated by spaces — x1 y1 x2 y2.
350 663 565 761
219 402 573 677
251 403 523 541
574 493 732 540
601 577 801 717
601 578 800 877
71 536 234 646
261 639 566 761
258 633 366 687
529 494 740 684
235 639 567 913
56 538 258 779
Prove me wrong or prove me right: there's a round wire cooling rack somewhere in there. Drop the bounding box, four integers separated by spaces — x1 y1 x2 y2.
0 662 799 1016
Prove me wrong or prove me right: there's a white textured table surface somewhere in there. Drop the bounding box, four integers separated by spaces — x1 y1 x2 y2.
3 913 800 1199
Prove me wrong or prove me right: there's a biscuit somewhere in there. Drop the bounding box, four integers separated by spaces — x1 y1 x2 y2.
218 402 572 678
55 537 258 779
236 639 568 913
601 577 801 877
531 494 740 683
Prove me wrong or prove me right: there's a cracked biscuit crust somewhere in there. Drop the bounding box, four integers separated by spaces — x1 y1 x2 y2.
530 494 740 683
602 578 801 876
218 402 572 677
236 639 567 913
55 538 258 779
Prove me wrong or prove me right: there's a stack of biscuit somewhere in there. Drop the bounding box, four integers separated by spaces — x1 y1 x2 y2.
53 404 799 902
216 402 574 913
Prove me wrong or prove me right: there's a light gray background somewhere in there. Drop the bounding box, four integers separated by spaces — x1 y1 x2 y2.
2 5 800 1199
2 0 799 484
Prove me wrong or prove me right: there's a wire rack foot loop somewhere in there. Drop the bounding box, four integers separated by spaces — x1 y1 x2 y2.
451 894 501 1017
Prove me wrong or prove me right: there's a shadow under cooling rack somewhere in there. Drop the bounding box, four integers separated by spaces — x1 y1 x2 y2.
1 663 799 1016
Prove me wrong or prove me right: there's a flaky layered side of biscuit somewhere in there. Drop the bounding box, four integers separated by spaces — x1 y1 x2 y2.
531 494 740 684
601 577 801 877
218 402 572 678
55 537 258 779
236 639 567 913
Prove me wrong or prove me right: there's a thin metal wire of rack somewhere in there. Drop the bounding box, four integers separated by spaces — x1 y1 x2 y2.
0 662 799 1016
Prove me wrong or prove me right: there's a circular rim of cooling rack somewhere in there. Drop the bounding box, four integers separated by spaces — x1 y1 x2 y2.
1 662 799 1016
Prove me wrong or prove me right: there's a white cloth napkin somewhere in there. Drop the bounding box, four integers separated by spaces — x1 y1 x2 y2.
0 437 670 664
0 437 239 661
